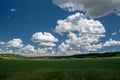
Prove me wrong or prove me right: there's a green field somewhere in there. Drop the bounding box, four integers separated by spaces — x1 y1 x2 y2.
0 58 120 80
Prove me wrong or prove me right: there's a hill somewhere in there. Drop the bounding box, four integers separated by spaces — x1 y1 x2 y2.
44 52 120 59
0 54 25 60
72 52 120 58
0 52 120 59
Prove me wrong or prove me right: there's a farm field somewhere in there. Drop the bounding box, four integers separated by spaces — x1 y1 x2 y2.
0 58 120 80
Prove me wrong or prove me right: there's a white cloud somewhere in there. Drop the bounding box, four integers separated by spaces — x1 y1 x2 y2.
10 8 16 12
37 48 47 54
58 31 104 55
19 45 55 57
58 42 69 53
0 41 8 53
83 44 103 51
55 13 105 34
21 44 35 54
111 32 117 36
0 42 5 45
103 38 120 47
39 42 56 47
0 37 56 56
56 13 106 55
30 32 59 56
7 39 23 48
31 32 58 47
32 32 58 42
53 0 120 18
0 50 13 54
36 47 55 56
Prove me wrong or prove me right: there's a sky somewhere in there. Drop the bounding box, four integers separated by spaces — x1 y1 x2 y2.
0 0 120 56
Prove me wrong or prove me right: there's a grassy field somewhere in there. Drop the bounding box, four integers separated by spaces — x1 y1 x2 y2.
0 58 120 80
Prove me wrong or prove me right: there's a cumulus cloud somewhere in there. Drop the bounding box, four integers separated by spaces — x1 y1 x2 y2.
18 44 55 57
58 32 120 55
55 13 105 44
7 39 23 48
83 44 103 51
58 41 81 55
32 32 58 42
0 39 23 54
0 41 6 53
0 50 13 54
36 47 55 56
55 13 105 34
0 42 5 45
103 38 120 47
58 32 104 55
0 37 56 56
21 44 35 54
39 42 56 47
56 13 106 55
53 0 120 18
31 32 58 47
37 48 47 54
58 42 69 53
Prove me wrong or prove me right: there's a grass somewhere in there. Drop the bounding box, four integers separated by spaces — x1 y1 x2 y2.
0 58 120 80
3 69 120 80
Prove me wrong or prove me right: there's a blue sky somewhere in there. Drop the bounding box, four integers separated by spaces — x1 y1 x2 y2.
0 0 120 56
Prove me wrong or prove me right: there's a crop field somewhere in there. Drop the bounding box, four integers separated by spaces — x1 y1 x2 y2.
0 58 120 80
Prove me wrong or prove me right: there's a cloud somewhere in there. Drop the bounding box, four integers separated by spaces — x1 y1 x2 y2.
53 0 120 18
18 44 55 57
58 42 69 53
0 50 13 54
111 32 117 36
83 44 103 51
56 13 106 55
58 32 104 55
103 38 120 47
37 48 47 54
10 8 16 12
31 32 58 47
0 39 23 54
34 47 55 56
32 32 58 42
0 42 5 45
21 44 35 54
7 39 23 48
55 13 105 34
0 41 6 52
119 29 120 32
58 32 120 55
39 42 56 47
0 34 56 56
58 42 81 55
